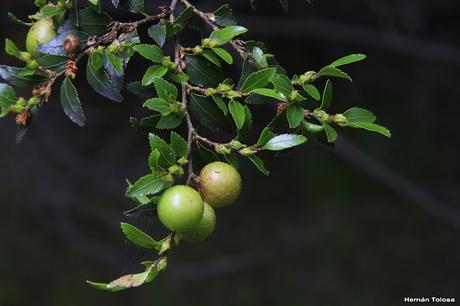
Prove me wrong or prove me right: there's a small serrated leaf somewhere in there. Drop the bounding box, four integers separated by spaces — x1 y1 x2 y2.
209 26 248 45
121 222 160 250
286 105 304 128
247 154 270 175
212 47 233 64
133 44 163 63
240 68 276 93
330 54 366 68
170 131 188 158
320 80 333 110
153 78 178 102
142 65 168 86
319 66 352 81
149 133 176 166
343 107 376 123
262 134 307 151
302 84 321 101
228 100 246 130
60 78 85 127
126 174 172 198
323 123 337 143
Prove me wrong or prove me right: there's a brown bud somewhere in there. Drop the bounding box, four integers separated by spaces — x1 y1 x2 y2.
276 103 288 115
63 34 80 54
32 86 43 97
15 109 30 126
65 61 78 79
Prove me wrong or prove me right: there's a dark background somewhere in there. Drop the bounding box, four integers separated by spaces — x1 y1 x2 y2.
1 0 459 305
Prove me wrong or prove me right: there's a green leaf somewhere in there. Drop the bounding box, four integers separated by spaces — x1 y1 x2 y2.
77 7 111 36
120 223 160 249
240 68 277 93
133 44 163 63
148 21 167 47
286 105 305 128
167 71 189 84
236 105 253 141
262 134 307 151
153 78 178 102
0 82 16 117
252 47 268 68
144 98 171 115
323 123 337 143
126 174 172 198
148 149 162 173
36 55 68 73
149 133 176 166
212 47 233 64
247 154 270 175
185 55 224 87
8 13 30 26
60 78 85 127
320 80 333 110
209 26 248 45
343 107 376 123
4 39 21 58
40 5 64 18
302 84 321 101
330 54 366 68
104 52 124 73
349 122 391 137
319 66 352 81
270 74 293 96
250 88 287 102
124 201 157 218
256 127 276 147
156 113 183 130
189 93 230 130
0 65 46 88
170 132 188 158
142 65 168 86
228 100 246 130
211 94 228 115
86 57 122 102
201 50 221 67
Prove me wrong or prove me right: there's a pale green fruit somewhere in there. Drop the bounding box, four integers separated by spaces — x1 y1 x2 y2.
183 202 216 242
26 18 57 58
157 185 204 233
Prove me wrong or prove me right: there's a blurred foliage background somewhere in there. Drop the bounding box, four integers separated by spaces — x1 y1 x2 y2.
1 0 459 305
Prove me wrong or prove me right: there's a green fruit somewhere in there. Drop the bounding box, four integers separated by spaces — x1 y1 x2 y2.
26 18 57 58
199 162 242 208
183 202 216 242
157 185 204 233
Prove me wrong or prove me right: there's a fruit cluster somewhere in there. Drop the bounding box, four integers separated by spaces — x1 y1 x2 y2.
157 161 241 242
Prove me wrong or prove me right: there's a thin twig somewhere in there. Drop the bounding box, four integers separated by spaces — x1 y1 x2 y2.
179 0 249 60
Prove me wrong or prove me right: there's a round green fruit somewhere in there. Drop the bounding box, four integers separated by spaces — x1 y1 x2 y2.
157 185 204 233
26 18 57 58
199 161 242 208
183 202 216 242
